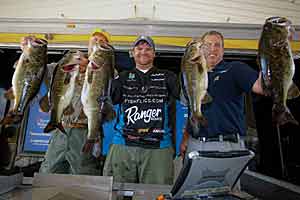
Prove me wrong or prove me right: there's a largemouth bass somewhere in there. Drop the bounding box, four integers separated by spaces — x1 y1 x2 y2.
81 41 115 155
258 16 300 125
42 50 82 134
180 39 211 129
1 36 47 125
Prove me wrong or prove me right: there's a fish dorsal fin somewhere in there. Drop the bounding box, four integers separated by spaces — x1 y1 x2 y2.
287 82 300 100
63 104 75 115
39 94 50 113
78 109 87 120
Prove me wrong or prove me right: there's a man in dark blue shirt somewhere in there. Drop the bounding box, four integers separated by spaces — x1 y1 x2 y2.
180 30 264 157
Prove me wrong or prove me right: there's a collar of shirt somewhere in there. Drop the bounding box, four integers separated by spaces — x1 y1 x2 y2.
134 66 157 75
210 60 229 72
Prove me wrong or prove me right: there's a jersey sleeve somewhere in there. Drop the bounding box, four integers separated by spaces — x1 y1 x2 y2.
111 74 123 105
232 61 259 93
167 71 180 100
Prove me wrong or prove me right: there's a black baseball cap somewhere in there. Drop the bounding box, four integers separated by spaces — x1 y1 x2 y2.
133 35 155 50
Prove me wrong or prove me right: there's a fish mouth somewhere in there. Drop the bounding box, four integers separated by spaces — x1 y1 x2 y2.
64 51 84 63
266 16 291 27
62 63 79 72
26 37 48 47
190 55 201 62
188 40 205 63
33 38 48 46
88 61 101 70
187 40 200 47
22 36 47 52
72 52 82 62
94 42 114 52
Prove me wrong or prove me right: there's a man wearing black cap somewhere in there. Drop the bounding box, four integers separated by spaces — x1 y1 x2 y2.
103 35 180 184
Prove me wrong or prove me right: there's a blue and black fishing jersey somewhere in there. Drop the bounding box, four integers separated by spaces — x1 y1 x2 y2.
111 67 179 148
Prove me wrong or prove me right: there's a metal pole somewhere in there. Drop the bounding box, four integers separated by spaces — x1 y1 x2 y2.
276 125 288 178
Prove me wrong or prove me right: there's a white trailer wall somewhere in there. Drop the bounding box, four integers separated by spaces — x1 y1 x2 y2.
154 0 300 24
0 0 300 25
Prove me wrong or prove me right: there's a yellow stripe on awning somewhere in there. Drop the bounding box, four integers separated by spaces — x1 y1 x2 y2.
0 33 299 51
0 33 47 43
224 39 258 50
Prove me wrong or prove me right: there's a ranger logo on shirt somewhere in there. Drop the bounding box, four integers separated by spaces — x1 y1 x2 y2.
125 106 162 125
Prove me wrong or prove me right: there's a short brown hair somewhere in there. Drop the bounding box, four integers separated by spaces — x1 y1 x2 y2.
201 31 224 48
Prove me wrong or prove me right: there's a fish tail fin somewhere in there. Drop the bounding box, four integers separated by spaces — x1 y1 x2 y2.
82 138 102 157
287 82 300 100
102 101 116 122
189 118 201 135
198 116 208 127
62 104 75 116
191 114 208 128
0 113 22 125
81 141 94 155
272 105 299 126
202 93 213 104
39 94 50 113
44 122 66 134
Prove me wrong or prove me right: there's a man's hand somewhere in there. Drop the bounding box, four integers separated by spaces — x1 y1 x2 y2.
252 72 270 96
180 130 189 157
4 88 14 100
180 142 187 158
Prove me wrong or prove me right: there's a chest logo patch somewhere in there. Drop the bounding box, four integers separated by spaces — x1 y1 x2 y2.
214 75 220 82
128 73 135 79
